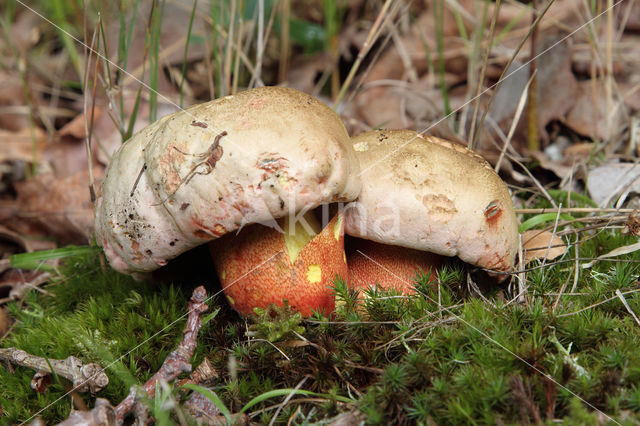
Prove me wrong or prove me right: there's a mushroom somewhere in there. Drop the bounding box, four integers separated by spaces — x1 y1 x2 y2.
209 212 347 316
95 87 361 314
343 129 519 293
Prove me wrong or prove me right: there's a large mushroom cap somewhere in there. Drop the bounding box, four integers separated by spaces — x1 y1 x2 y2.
95 87 361 273
344 129 519 274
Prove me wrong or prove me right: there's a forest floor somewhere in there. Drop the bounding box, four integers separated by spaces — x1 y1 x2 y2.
1 0 640 424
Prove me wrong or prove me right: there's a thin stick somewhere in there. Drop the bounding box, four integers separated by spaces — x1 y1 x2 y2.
82 14 99 204
540 203 563 277
616 289 640 327
468 0 501 149
569 242 580 293
470 0 555 150
268 377 307 426
517 232 526 303
255 0 264 86
129 164 147 198
526 0 539 152
495 70 535 173
332 0 395 109
557 289 640 317
278 0 290 83
515 207 637 214
0 348 108 394
115 286 209 423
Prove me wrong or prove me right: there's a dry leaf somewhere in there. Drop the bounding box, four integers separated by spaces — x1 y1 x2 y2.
582 241 640 269
565 80 625 141
489 38 578 147
587 162 640 207
0 170 102 245
522 230 567 264
0 127 47 163
529 140 592 181
0 306 11 336
58 107 103 139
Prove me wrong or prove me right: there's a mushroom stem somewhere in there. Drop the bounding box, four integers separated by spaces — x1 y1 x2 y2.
347 238 444 295
209 212 348 317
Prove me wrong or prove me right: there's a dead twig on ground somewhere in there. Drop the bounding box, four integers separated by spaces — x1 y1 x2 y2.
0 347 108 394
114 285 208 424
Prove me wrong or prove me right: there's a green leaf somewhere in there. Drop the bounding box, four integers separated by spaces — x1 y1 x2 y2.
518 213 575 233
201 308 220 326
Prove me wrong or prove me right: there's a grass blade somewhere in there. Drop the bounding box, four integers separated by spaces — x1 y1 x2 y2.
518 213 575 233
179 0 198 107
240 388 353 413
10 246 99 271
181 383 232 423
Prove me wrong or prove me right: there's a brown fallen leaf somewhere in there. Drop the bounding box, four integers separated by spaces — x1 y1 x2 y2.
58 107 103 139
0 306 12 338
0 169 102 245
488 37 579 148
522 230 567 264
0 127 47 164
564 80 626 141
529 141 593 181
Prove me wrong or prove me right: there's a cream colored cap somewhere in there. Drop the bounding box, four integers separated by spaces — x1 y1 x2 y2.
344 129 519 274
95 87 361 273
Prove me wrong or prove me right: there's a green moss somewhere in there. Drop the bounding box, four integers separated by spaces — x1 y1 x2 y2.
0 253 196 424
3 227 640 423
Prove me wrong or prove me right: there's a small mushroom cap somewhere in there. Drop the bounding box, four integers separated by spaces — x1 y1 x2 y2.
95 87 361 273
343 129 519 274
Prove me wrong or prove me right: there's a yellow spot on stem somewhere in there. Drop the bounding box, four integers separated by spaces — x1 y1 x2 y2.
333 214 344 241
306 264 322 283
283 211 321 263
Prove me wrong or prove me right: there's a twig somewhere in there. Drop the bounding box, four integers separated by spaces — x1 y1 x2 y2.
178 358 246 424
82 14 100 204
517 232 526 304
540 203 563 276
58 398 116 426
515 208 637 214
569 241 580 294
495 70 535 173
0 271 51 305
115 286 209 424
129 163 147 198
269 377 307 426
332 0 395 109
557 289 640 318
468 0 502 149
0 348 108 394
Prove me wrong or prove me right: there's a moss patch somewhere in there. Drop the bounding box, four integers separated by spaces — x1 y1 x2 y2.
2 228 640 423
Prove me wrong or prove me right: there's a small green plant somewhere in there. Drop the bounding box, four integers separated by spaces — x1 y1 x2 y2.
246 300 305 342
